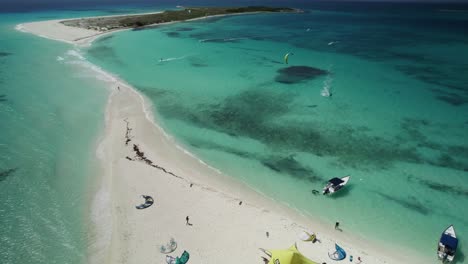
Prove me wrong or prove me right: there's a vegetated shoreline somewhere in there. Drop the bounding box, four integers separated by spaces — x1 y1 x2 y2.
17 8 429 264
62 6 299 32
18 6 300 46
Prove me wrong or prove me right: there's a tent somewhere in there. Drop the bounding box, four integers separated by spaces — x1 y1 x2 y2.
261 244 318 264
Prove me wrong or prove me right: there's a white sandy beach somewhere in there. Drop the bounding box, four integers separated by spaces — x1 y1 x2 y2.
18 16 428 264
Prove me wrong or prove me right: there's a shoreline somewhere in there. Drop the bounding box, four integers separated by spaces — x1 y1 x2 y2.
93 76 422 264
17 11 286 47
17 13 430 264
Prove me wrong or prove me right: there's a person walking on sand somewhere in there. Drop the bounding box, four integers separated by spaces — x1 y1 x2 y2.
335 222 340 230
186 216 189 225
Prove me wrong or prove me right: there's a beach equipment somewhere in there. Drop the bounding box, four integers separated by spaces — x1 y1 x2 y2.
260 244 318 264
437 225 458 262
166 250 190 264
160 237 177 254
322 176 350 195
328 243 346 261
298 231 316 242
135 195 154 209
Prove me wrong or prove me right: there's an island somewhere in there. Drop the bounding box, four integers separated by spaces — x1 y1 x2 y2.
18 6 298 45
62 6 297 32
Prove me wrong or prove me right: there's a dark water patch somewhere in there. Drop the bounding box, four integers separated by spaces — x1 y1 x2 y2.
417 178 468 198
136 86 171 100
230 46 273 53
0 52 12 57
189 139 255 159
155 89 425 170
175 27 195 32
448 145 468 158
400 118 430 142
166 31 181 38
87 45 124 65
275 66 328 84
0 168 18 182
455 249 466 264
188 57 209 68
250 36 269 41
436 94 468 106
390 52 441 64
95 35 114 43
0 94 6 102
254 55 283 65
188 139 321 182
400 118 468 171
428 153 468 171
375 191 430 215
397 65 468 95
191 62 209 67
261 155 322 182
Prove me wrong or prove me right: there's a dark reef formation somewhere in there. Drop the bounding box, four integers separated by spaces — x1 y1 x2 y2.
275 66 328 84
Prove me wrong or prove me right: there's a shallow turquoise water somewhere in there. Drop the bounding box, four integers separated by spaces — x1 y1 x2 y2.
0 5 172 264
85 3 468 261
1 2 468 263
0 12 110 264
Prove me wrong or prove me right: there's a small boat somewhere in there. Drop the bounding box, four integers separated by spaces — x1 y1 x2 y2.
438 225 458 262
322 176 350 195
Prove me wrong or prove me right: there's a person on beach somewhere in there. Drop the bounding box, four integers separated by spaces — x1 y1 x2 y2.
335 222 340 230
239 201 242 205
186 216 190 225
357 257 362 263
266 231 269 238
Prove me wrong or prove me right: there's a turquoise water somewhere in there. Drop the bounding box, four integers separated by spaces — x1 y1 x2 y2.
0 5 172 264
84 3 468 262
1 2 468 263
0 12 111 264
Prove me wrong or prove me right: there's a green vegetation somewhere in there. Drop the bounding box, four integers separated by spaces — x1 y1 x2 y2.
62 6 297 31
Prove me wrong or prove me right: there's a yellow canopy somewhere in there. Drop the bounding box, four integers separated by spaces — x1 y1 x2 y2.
268 244 318 264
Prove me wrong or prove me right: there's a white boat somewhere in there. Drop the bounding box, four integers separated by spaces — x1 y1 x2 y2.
322 176 350 195
438 225 458 262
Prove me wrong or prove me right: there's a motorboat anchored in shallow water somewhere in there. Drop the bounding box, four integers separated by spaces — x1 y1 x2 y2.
322 176 350 195
438 225 458 263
